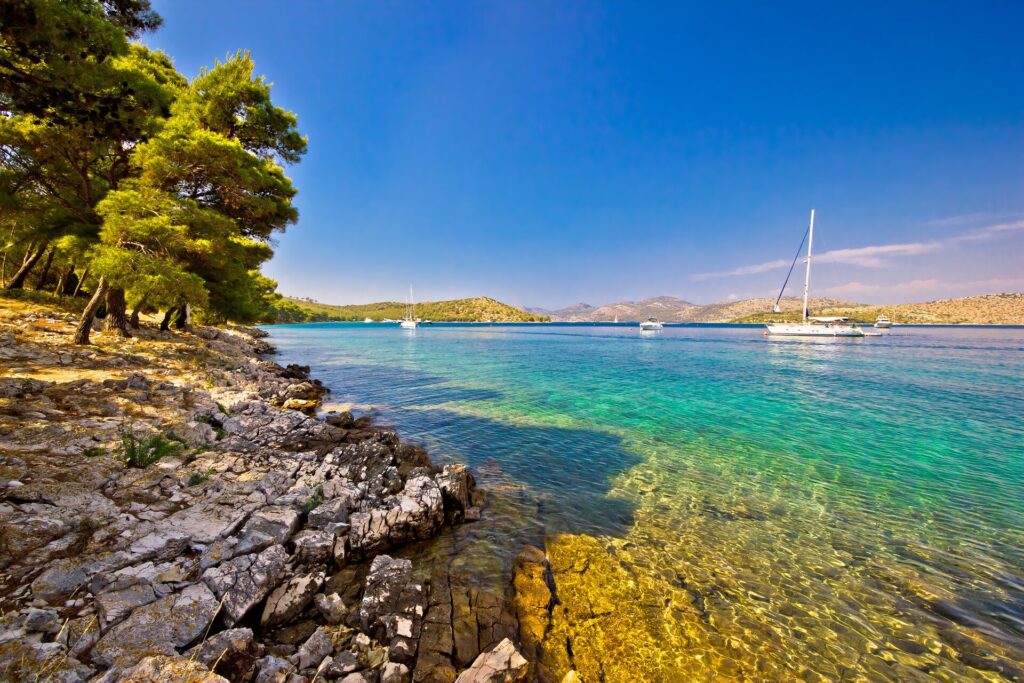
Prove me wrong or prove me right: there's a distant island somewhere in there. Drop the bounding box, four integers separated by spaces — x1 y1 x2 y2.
528 293 1024 325
269 295 549 323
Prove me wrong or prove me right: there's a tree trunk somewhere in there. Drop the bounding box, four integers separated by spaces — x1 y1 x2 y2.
129 294 147 329
54 270 67 296
104 286 131 337
4 242 47 290
74 277 109 345
34 247 56 290
160 307 177 332
173 303 189 330
54 265 73 296
72 266 89 297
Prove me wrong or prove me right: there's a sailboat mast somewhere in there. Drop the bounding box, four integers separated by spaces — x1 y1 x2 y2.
802 209 815 322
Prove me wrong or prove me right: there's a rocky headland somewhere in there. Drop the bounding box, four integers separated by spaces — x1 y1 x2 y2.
0 297 559 683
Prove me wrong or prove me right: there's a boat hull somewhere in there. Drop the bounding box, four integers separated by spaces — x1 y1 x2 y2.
399 321 418 329
874 322 892 329
765 323 864 337
639 323 663 331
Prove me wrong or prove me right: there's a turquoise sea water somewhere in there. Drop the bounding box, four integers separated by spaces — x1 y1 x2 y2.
266 322 1024 680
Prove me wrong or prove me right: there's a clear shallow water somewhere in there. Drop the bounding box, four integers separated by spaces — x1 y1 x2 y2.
266 322 1024 680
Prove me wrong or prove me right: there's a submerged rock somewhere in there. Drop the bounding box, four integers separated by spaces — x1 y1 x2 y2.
511 545 552 664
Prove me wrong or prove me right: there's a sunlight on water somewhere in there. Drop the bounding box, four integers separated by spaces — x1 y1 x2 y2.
267 322 1024 681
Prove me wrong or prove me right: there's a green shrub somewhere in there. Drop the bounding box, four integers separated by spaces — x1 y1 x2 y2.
303 484 324 514
82 446 106 458
118 428 181 468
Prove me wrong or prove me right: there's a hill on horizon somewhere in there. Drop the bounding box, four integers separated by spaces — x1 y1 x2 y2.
532 293 1024 325
529 296 700 321
270 296 548 323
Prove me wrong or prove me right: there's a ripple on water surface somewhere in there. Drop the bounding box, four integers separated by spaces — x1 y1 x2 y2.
267 323 1024 681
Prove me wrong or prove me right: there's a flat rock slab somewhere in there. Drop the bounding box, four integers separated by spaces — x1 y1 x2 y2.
164 502 253 545
92 583 219 668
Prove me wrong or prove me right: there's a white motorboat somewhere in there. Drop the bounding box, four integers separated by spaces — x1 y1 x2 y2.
640 318 664 331
400 286 418 329
364 317 374 323
765 210 864 338
874 315 892 329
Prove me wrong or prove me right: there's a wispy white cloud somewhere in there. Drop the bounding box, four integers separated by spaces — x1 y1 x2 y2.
692 217 1024 280
922 212 1010 228
692 259 789 279
691 242 940 279
950 219 1024 243
814 241 943 267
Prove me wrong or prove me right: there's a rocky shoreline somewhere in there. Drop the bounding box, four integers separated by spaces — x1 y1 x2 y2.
0 300 562 683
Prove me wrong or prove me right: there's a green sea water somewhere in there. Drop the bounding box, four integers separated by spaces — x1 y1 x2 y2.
266 322 1024 680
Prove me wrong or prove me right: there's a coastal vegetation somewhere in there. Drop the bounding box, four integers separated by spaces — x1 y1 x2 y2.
1 0 304 344
268 295 549 323
731 293 1024 325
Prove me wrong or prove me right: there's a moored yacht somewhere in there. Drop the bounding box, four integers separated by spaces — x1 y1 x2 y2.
765 209 864 338
767 316 865 337
640 318 664 331
874 315 892 329
400 286 418 329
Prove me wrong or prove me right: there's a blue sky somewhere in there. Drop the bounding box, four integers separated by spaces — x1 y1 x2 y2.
146 1 1024 307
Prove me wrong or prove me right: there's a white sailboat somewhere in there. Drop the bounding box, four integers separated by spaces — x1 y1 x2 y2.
400 286 418 329
765 210 864 338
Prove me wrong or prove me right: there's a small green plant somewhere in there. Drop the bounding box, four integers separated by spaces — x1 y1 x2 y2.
82 446 106 458
187 468 214 486
195 414 213 425
214 426 227 441
216 402 228 414
118 428 182 468
304 484 325 514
